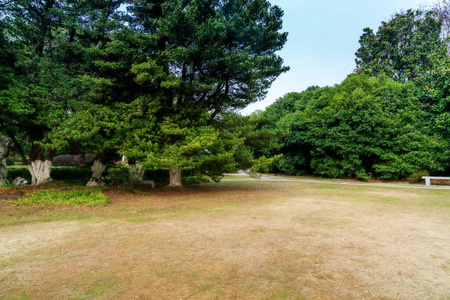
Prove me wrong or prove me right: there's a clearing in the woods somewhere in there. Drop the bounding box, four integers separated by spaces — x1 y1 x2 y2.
1 180 449 299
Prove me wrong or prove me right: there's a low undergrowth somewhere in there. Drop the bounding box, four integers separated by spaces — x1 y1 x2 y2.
10 189 110 207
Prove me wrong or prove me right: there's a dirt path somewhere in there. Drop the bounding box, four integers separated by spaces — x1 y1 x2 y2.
1 182 449 299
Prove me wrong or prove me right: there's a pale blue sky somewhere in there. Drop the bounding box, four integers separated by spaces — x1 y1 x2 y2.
240 0 438 115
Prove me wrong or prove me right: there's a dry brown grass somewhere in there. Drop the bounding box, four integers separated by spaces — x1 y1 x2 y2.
1 181 449 299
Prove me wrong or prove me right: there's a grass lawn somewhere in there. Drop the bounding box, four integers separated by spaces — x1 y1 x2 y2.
1 181 449 299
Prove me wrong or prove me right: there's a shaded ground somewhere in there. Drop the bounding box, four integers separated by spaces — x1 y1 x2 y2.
1 181 449 299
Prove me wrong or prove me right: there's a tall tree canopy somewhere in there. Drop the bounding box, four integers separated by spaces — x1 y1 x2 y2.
19 0 289 186
355 9 446 82
121 0 289 185
263 75 447 180
354 5 450 172
0 0 125 185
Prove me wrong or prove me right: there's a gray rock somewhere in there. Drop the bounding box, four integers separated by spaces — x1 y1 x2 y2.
11 177 28 187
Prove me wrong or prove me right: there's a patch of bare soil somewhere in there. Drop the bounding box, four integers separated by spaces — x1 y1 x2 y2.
0 187 26 202
0 182 449 299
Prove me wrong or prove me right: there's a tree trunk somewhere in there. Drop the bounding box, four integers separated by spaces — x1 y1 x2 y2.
28 144 53 185
129 164 145 182
86 160 106 187
169 167 182 187
27 160 52 185
128 158 145 182
0 135 11 186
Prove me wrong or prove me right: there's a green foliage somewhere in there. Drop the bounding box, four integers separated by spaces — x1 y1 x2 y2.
104 167 144 189
264 87 330 174
7 167 92 184
416 53 450 151
355 9 446 82
119 0 288 184
41 0 289 186
129 0 289 113
407 170 430 184
105 167 208 187
182 176 211 185
265 74 446 180
0 0 125 185
250 154 283 173
353 6 450 176
11 189 109 206
7 168 31 182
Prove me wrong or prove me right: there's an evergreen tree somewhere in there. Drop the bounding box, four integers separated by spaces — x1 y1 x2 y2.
0 0 124 185
124 0 289 185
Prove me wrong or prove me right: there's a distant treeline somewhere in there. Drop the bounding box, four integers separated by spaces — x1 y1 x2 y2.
255 7 450 180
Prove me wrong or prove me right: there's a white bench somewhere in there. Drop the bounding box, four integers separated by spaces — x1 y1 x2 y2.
142 180 155 188
422 176 450 186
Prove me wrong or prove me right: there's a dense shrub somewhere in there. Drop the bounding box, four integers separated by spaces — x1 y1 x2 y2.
6 166 208 186
265 75 447 180
7 167 31 182
105 167 141 188
144 168 198 181
182 176 211 185
407 170 430 184
6 167 92 184
11 189 109 206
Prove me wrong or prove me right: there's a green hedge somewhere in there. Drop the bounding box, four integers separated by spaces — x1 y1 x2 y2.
51 168 92 182
6 166 204 185
144 167 197 180
7 167 92 184
7 167 31 182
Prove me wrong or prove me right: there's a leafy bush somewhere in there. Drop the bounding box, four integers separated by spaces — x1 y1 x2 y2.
7 167 31 182
6 157 22 166
11 189 109 206
7 167 92 184
182 176 210 185
355 169 371 182
266 74 447 180
144 167 197 180
143 168 202 185
106 167 144 188
407 170 430 184
6 166 207 187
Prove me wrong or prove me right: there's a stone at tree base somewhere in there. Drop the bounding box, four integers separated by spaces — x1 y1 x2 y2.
11 177 28 187
27 160 52 185
86 160 107 187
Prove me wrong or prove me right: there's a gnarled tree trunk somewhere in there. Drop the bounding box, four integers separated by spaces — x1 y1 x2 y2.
169 167 182 187
27 145 53 185
0 135 11 186
128 158 145 182
86 160 106 187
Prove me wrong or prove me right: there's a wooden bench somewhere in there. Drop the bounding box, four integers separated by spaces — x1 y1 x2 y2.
422 176 450 186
